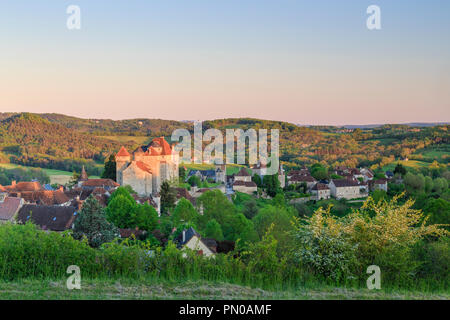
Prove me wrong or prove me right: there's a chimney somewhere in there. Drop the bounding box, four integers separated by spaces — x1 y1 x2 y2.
12 180 16 187
59 186 64 192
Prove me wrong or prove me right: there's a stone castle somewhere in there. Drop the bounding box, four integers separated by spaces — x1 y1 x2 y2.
115 137 179 196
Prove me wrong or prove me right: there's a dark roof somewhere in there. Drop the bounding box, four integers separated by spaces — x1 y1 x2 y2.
0 197 23 221
82 179 119 188
312 183 329 191
64 187 93 201
233 180 257 187
174 188 196 205
332 179 360 187
290 174 316 182
17 205 78 231
202 238 218 253
371 179 388 185
235 168 250 177
175 227 200 247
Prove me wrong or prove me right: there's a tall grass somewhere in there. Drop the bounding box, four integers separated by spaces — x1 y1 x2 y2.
0 223 447 293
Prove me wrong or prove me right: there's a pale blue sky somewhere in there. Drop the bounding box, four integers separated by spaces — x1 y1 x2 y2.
0 1 449 124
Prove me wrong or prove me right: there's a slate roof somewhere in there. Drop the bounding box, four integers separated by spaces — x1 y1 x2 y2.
331 179 360 187
235 168 251 177
312 183 330 191
290 174 316 182
17 205 78 231
175 227 217 253
233 180 257 187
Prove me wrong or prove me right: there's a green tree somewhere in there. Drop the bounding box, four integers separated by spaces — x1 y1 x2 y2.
423 198 450 227
311 164 328 180
179 166 186 181
432 178 448 194
130 203 159 231
106 194 137 228
72 195 119 248
372 189 387 202
67 171 80 188
263 174 281 197
424 176 433 193
204 219 224 240
394 163 407 176
243 199 259 219
172 198 199 224
404 173 425 194
108 186 136 205
101 154 116 181
160 180 176 215
187 175 201 187
252 174 262 187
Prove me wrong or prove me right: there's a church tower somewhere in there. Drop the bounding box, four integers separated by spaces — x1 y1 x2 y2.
115 146 131 185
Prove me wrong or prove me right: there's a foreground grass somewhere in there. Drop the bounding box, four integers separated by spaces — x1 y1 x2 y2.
0 279 448 300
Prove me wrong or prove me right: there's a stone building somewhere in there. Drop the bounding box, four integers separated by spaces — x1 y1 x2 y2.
311 183 331 200
232 167 257 194
329 179 362 200
116 137 179 196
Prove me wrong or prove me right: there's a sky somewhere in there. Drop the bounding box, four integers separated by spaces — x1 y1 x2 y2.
0 0 449 125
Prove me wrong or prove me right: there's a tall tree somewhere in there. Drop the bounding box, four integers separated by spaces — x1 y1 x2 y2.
394 163 407 176
160 181 176 215
172 197 199 224
179 166 186 182
101 154 116 181
72 195 119 248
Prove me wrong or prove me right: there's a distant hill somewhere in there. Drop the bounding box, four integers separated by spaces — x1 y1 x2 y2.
342 123 449 129
0 112 447 175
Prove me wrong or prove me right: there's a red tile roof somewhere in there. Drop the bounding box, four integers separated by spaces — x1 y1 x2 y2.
82 179 119 188
116 146 131 157
0 197 23 221
135 161 152 174
150 137 172 155
5 181 43 192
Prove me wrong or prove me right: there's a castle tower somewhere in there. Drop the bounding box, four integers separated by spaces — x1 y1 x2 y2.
115 146 131 185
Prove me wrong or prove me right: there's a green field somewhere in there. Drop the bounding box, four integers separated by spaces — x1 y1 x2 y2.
182 163 246 176
0 279 448 300
382 160 430 172
0 163 100 184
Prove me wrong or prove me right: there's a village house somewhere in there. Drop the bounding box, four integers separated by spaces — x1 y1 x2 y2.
0 194 24 223
232 168 257 194
116 137 179 197
360 168 375 182
369 179 388 192
175 227 216 257
310 183 331 200
287 174 317 190
1 181 71 206
329 179 364 200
